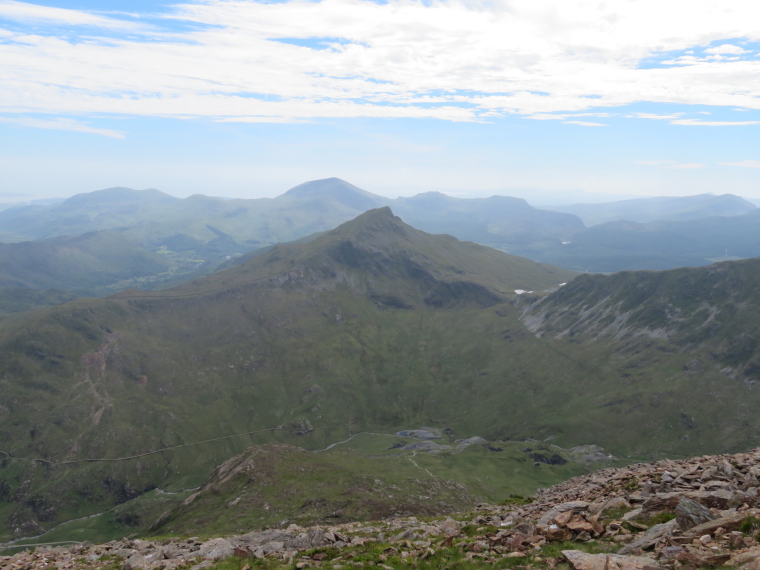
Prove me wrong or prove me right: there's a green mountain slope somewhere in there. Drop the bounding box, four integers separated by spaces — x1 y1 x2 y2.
5 208 760 544
547 193 756 226
523 257 760 383
0 230 181 292
149 438 607 537
0 208 575 540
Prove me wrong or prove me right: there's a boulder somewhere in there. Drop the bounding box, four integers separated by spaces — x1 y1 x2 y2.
618 520 677 555
198 538 234 560
675 497 716 531
684 512 747 536
641 490 733 518
437 517 460 537
538 501 590 526
123 554 149 570
307 528 326 546
546 526 573 541
563 550 662 570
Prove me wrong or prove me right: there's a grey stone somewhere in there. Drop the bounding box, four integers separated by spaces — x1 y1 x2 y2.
538 501 590 526
618 519 677 555
675 497 715 531
305 528 326 546
563 550 662 570
198 538 234 560
123 554 149 570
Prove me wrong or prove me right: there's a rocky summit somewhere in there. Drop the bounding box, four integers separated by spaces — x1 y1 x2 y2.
6 447 760 570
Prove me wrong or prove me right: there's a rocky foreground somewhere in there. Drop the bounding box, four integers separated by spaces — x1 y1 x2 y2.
6 447 760 570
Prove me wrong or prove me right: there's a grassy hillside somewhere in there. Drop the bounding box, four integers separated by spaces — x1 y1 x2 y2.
0 289 80 316
0 230 186 292
150 439 610 537
0 208 576 541
523 257 760 383
5 207 760 545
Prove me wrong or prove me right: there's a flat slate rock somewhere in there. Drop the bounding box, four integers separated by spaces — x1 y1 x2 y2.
563 550 662 570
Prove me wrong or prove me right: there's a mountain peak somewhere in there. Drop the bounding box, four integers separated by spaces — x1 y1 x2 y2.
280 178 385 210
58 187 177 209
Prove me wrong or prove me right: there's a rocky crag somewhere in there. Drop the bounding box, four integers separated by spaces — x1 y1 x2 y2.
6 447 760 570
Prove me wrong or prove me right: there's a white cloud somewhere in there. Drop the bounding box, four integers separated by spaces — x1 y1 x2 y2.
0 0 139 29
637 160 705 169
668 163 705 169
705 44 749 55
631 113 685 120
0 116 125 138
563 121 608 126
1 0 760 121
528 114 569 120
720 160 760 168
670 119 759 126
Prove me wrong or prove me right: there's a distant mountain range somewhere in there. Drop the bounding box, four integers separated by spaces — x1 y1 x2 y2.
0 179 759 303
532 210 760 272
0 179 583 259
547 193 756 226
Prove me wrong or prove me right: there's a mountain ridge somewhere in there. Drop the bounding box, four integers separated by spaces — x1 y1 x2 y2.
547 193 756 226
0 208 577 541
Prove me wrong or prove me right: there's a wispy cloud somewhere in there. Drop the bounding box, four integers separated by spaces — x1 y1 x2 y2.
630 113 685 120
563 121 608 127
0 0 139 29
637 160 705 169
670 119 760 126
0 116 125 138
720 160 760 168
1 1 760 122
668 163 705 169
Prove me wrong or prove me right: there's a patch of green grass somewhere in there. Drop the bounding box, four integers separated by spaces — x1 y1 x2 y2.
540 540 618 558
740 516 760 535
459 524 499 537
501 494 534 507
599 507 632 524
646 512 676 526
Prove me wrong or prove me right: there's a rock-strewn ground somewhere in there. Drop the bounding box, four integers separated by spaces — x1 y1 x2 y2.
6 447 760 570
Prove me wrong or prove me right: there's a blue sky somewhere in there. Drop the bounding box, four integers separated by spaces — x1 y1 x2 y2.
0 0 759 203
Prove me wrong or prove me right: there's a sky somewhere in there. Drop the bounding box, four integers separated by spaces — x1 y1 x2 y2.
0 0 759 203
